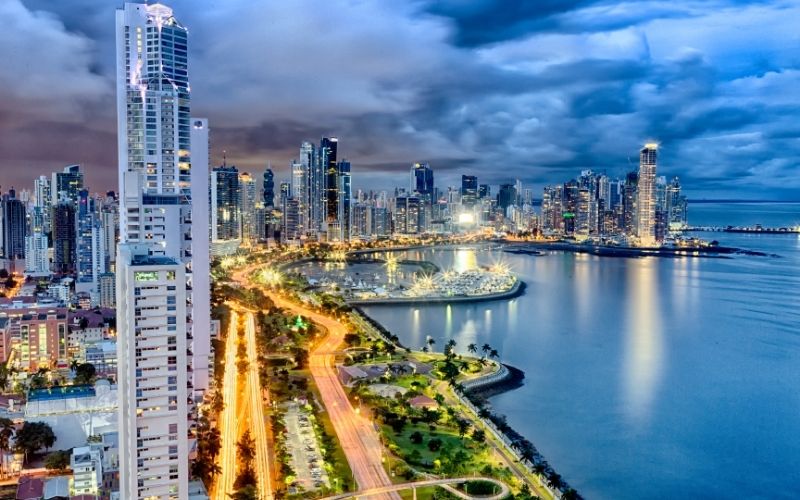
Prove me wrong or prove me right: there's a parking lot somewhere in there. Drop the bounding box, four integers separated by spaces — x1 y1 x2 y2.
284 402 330 492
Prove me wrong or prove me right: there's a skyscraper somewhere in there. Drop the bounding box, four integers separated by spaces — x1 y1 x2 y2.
239 171 257 242
666 177 688 229
0 190 26 261
497 184 517 211
290 160 308 235
53 201 76 275
461 175 478 208
51 165 83 205
115 3 200 498
411 162 434 199
300 141 322 235
320 137 339 238
337 160 352 241
636 144 658 246
623 172 639 236
262 167 275 208
210 166 240 241
394 196 421 234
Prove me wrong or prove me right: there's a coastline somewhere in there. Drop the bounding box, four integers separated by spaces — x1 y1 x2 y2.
501 240 775 258
352 304 576 498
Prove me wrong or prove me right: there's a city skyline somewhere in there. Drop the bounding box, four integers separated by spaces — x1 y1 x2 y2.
2 0 799 199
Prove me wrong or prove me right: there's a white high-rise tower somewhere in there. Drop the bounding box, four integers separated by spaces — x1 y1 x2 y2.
636 143 658 246
115 3 210 499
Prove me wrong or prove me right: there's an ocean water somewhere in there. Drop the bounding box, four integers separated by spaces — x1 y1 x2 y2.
357 203 800 499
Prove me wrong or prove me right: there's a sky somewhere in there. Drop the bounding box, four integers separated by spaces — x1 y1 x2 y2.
1 0 799 199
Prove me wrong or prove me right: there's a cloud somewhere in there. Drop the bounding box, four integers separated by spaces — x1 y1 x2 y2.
1 0 798 199
0 0 110 121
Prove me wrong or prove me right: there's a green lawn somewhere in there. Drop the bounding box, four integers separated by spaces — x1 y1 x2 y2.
386 423 465 464
398 485 445 499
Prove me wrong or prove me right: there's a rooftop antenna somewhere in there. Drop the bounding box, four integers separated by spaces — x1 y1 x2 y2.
222 150 227 167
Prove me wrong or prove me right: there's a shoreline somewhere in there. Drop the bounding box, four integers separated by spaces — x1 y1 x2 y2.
352 305 576 498
501 240 775 258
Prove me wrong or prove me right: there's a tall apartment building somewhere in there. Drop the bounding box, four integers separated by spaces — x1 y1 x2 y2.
116 3 210 498
116 245 189 499
239 171 257 242
636 144 658 246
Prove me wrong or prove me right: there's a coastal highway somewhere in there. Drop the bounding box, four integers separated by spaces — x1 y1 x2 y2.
266 292 399 500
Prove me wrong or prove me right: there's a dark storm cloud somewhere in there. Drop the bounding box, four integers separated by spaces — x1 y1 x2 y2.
424 0 599 46
1 0 798 199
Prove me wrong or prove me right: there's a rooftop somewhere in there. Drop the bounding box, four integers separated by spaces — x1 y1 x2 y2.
28 385 96 402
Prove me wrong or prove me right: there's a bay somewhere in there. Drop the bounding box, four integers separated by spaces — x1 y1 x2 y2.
356 202 800 499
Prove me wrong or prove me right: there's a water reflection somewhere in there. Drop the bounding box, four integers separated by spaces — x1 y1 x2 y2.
454 248 478 272
623 259 664 424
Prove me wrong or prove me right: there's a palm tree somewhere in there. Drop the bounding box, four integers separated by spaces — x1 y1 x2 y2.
547 471 563 490
0 418 14 476
467 343 478 355
481 343 491 356
69 359 79 372
489 349 499 360
0 365 9 393
426 337 436 351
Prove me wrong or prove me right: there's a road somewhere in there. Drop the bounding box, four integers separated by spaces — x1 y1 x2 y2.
320 476 510 500
215 310 240 499
244 311 274 499
267 292 399 500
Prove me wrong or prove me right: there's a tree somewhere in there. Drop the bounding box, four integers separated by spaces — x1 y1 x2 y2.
562 488 579 499
489 349 499 360
426 337 436 351
547 471 563 490
409 431 424 445
230 484 258 499
74 363 96 385
427 438 443 452
467 343 478 355
481 343 491 356
15 421 56 462
456 418 470 438
238 431 255 463
517 484 534 500
44 450 71 471
0 418 15 458
0 365 10 392
471 429 486 443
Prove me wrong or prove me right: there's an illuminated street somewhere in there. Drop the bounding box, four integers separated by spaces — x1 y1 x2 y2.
244 311 274 499
216 310 241 499
266 292 399 499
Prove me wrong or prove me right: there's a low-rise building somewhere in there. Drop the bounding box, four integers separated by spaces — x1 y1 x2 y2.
72 445 103 496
